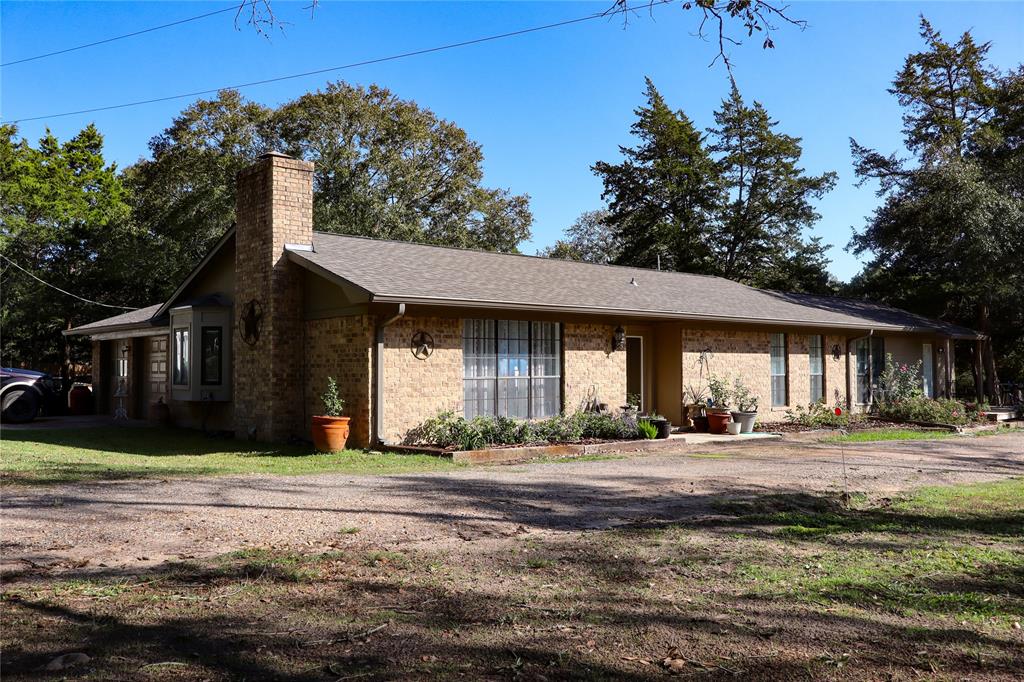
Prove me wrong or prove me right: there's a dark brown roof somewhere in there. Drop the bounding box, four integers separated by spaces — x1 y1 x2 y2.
288 233 980 338
65 303 165 335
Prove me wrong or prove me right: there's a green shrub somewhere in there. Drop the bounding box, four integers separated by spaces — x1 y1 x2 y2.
637 418 658 439
320 377 345 417
876 396 981 425
409 410 641 449
878 353 923 403
786 400 856 428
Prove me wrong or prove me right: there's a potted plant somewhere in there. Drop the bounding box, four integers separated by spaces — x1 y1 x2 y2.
705 376 732 434
312 377 350 452
729 377 759 434
683 384 707 430
648 412 672 439
621 392 641 420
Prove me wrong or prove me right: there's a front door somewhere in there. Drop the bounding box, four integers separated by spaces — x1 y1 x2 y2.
626 336 643 411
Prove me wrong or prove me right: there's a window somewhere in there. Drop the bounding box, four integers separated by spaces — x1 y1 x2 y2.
770 333 787 407
173 327 190 386
855 337 885 404
463 320 561 419
809 335 825 403
201 327 223 385
922 343 934 398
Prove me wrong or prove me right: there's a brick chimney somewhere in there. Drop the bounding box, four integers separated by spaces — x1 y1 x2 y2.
233 152 314 441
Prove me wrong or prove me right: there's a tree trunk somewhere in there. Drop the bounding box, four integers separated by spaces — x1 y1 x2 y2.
972 340 984 405
977 302 1000 404
61 319 73 415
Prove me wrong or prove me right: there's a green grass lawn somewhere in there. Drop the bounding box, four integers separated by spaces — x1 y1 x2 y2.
823 428 961 443
0 426 459 485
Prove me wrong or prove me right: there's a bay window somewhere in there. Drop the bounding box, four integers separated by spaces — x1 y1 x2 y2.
173 327 190 387
463 320 561 420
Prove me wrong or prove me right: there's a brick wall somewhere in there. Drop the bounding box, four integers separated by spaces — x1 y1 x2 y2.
679 328 851 421
305 315 375 447
564 323 627 413
381 316 463 444
234 153 314 442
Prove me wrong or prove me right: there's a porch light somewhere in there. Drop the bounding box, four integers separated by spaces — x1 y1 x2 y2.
612 326 626 352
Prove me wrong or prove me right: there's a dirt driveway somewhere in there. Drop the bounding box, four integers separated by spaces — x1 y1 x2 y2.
3 432 1022 574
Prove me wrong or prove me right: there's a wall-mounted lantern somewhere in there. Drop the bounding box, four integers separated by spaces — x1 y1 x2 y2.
831 344 842 361
612 326 626 352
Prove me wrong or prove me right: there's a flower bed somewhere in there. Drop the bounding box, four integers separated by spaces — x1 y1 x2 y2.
406 411 647 452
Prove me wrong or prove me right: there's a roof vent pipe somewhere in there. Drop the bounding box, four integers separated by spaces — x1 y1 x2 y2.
374 303 406 445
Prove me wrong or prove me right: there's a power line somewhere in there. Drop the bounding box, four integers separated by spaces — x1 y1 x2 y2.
0 254 138 310
1 4 239 68
3 1 672 125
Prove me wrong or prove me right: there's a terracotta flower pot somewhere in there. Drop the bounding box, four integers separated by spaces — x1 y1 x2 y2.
706 410 732 435
312 415 351 452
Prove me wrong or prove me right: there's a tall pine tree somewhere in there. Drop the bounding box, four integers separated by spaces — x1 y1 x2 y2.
592 78 721 272
849 17 1024 399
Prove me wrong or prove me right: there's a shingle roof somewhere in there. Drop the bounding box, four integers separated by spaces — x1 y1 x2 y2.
65 303 165 335
290 232 981 338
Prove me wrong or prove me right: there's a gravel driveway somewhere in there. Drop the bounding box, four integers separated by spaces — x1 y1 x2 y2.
3 432 1022 575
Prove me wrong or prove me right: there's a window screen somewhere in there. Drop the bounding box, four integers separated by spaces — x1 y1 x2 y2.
770 333 787 407
809 335 824 403
463 320 561 419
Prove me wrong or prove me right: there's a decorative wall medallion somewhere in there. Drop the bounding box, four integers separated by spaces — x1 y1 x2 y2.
239 299 264 347
411 331 434 360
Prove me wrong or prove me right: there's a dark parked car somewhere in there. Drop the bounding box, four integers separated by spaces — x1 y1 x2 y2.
1 368 63 423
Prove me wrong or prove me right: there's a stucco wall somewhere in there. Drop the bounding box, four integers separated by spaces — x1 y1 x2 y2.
305 315 375 448
381 316 463 444
564 323 627 413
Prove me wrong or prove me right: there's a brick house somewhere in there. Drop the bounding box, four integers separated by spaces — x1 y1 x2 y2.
68 153 981 447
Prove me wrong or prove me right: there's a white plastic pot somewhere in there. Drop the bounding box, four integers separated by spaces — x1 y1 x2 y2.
726 422 742 435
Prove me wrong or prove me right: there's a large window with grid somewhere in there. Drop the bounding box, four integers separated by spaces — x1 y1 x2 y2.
809 335 825 404
463 320 561 420
770 333 788 407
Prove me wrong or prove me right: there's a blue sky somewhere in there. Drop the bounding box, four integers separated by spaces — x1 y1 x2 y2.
2 1 1021 281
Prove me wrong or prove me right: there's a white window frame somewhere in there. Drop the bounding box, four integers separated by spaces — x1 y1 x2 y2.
809 334 825 404
770 333 788 407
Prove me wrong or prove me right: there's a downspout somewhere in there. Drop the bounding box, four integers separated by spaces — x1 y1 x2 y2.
374 303 406 445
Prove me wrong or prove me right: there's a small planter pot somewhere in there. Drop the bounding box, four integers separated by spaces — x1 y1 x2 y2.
730 410 757 434
692 415 709 433
706 409 732 435
726 422 742 435
650 418 672 439
312 415 351 452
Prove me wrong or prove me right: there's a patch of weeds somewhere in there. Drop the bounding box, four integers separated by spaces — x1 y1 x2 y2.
536 454 626 464
823 429 958 443
688 452 731 459
339 526 361 535
364 550 410 568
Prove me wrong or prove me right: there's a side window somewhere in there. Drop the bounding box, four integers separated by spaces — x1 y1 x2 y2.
201 327 223 385
173 327 190 386
770 333 788 407
809 335 824 403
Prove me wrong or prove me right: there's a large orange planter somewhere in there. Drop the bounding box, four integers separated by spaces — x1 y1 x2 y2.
706 410 732 435
312 415 351 452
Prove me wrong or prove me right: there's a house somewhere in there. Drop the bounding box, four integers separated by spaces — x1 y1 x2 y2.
67 153 981 447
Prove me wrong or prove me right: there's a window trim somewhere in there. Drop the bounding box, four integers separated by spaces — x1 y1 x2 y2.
462 320 562 420
770 332 788 408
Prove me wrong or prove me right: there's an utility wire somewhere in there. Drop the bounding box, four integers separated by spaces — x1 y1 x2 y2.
0 254 139 310
1 4 239 68
4 1 672 124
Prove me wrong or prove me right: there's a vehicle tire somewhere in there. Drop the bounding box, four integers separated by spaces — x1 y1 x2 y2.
1 388 40 423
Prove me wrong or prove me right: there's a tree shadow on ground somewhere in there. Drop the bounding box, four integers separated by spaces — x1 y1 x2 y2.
3 531 1022 681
